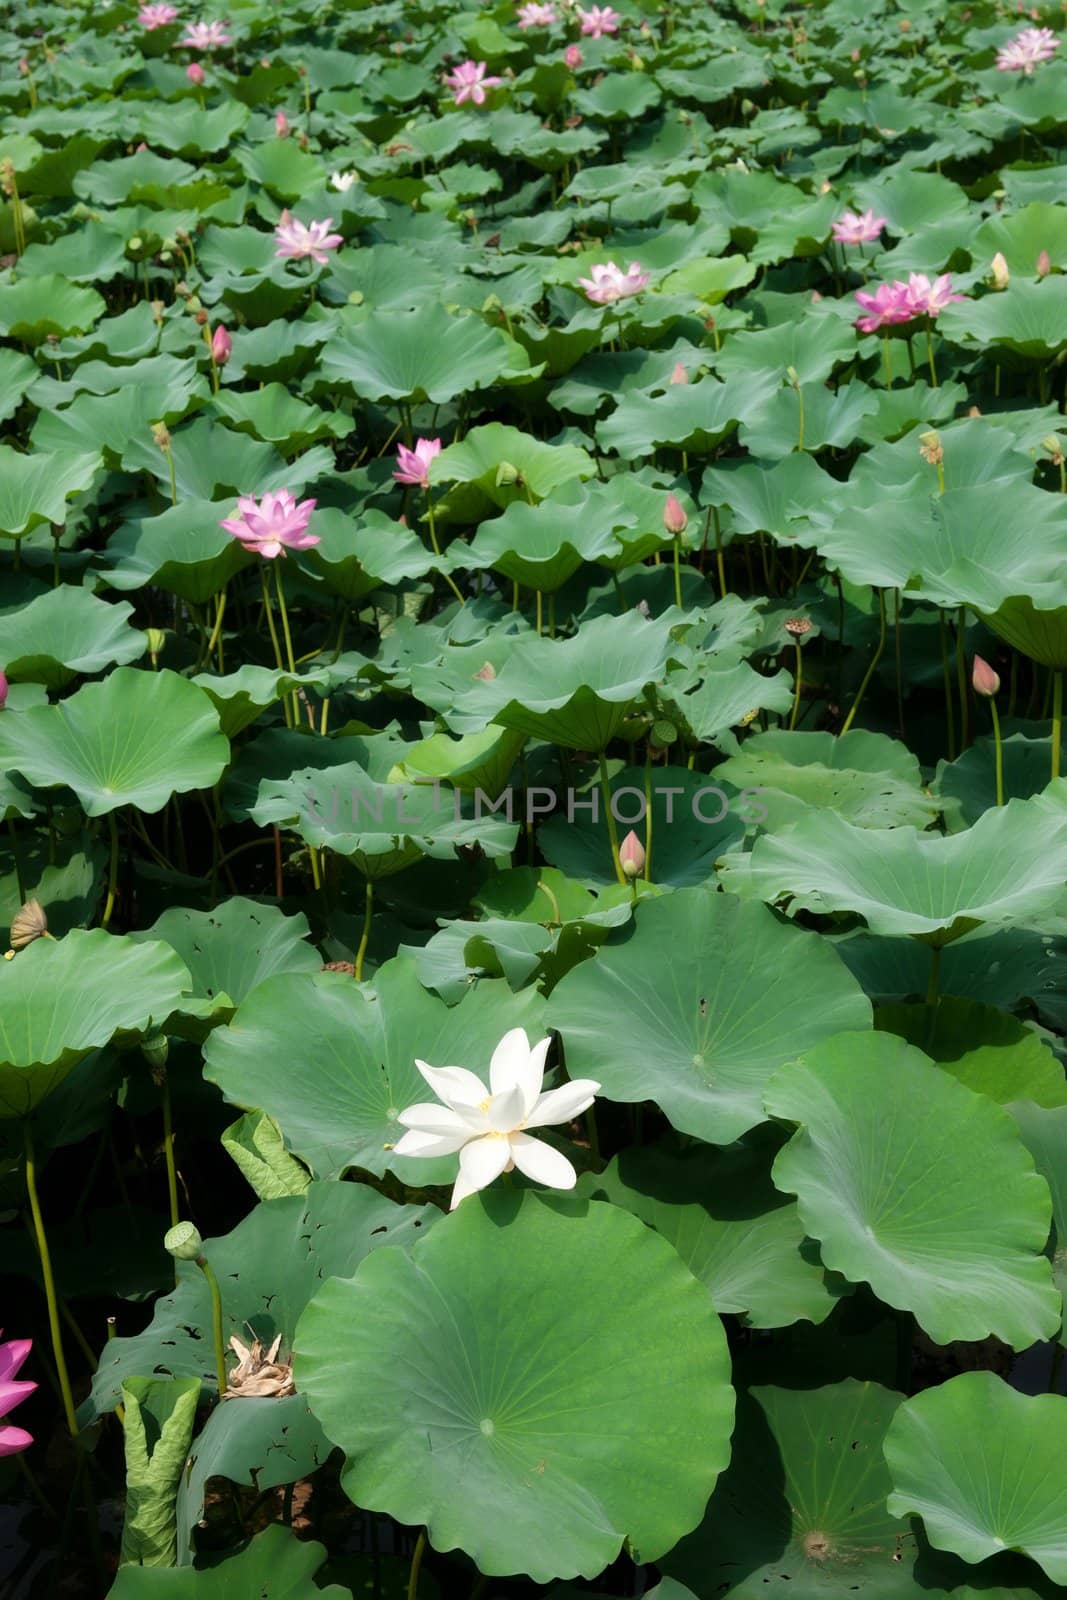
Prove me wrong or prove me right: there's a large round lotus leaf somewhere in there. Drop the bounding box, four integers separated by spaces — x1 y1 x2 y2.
424 611 677 749
0 668 230 817
109 1523 348 1599
934 734 1059 828
578 1138 846 1328
875 997 1067 1109
463 499 618 592
209 383 353 454
0 929 193 1117
537 764 746 888
658 655 795 748
191 665 333 740
0 274 105 341
121 419 332 505
972 203 1067 276
718 796 1067 946
389 725 527 801
596 372 777 460
547 888 871 1144
664 1381 913 1597
939 278 1067 361
0 445 99 538
885 1373 1067 1583
86 1181 436 1417
296 1190 734 1580
320 306 530 403
432 422 594 515
764 1033 1059 1348
203 958 545 1182
105 500 254 602
0 586 146 688
1009 1100 1067 1331
714 729 940 831
133 898 322 1011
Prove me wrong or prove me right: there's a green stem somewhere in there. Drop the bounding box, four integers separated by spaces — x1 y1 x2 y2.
925 945 941 1009
408 1531 427 1600
939 610 956 761
893 589 905 737
259 565 290 725
955 607 970 752
795 385 805 453
195 1254 227 1397
101 811 119 929
425 493 466 606
160 1073 180 1235
789 641 803 731
643 743 653 881
274 561 301 728
925 323 938 388
166 447 177 507
989 697 1004 807
23 1121 79 1437
598 753 626 886
354 879 374 982
840 589 886 734
1053 670 1063 782
672 536 683 609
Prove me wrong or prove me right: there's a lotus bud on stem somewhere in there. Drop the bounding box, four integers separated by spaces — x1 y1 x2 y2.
619 829 646 898
785 617 812 730
1042 434 1066 493
786 366 804 454
990 252 1010 289
165 1223 227 1397
663 494 687 608
972 655 1004 807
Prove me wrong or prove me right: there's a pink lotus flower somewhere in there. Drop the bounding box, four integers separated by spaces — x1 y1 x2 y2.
670 361 688 383
831 208 887 245
517 2 556 24
564 43 583 67
444 60 502 106
996 26 1059 72
394 437 442 489
577 4 621 36
210 324 231 364
0 1334 36 1457
181 20 231 49
904 272 965 317
619 829 645 878
186 61 205 83
663 493 687 536
221 490 319 558
275 110 290 137
972 655 1001 698
138 3 179 27
853 280 914 333
274 210 343 265
577 260 650 303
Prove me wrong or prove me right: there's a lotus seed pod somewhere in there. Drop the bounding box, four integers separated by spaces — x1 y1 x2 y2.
972 655 1001 698
141 1033 169 1075
164 1222 203 1261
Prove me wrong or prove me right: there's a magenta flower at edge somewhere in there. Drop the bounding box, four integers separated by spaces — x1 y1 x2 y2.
181 20 231 49
138 4 179 28
517 2 556 26
274 210 343 265
394 438 442 489
832 208 887 245
577 260 650 304
577 5 621 36
444 60 502 106
853 280 913 333
996 27 1060 74
904 272 965 317
221 491 319 559
0 1334 36 1458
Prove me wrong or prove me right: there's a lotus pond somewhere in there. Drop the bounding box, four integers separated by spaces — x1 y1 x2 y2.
4 0 1067 1593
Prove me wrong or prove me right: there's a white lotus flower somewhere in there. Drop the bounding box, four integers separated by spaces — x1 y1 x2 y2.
330 170 359 192
393 1028 599 1210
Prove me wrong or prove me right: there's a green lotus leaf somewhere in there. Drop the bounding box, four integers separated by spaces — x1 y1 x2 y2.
321 306 534 403
765 1032 1059 1348
0 349 40 424
934 735 1060 827
973 202 1067 276
0 274 105 341
715 314 858 386
31 380 209 461
203 958 545 1182
221 728 407 825
0 446 99 539
296 1190 734 1580
133 898 322 1012
875 997 1067 1109
432 422 594 514
0 929 193 1117
579 1139 846 1328
0 587 145 689
658 654 794 747
548 888 871 1143
660 254 757 304
119 1376 201 1570
714 729 940 831
191 665 332 738
208 383 353 454
220 1109 311 1202
110 1520 347 1599
86 1181 437 1418
388 725 527 799
939 277 1067 361
301 507 449 601
739 380 879 462
235 142 328 198
1010 1099 1067 1325
885 1373 1067 1582
596 371 779 460
719 795 1067 944
0 668 230 817
463 498 619 592
105 500 253 604
121 417 332 504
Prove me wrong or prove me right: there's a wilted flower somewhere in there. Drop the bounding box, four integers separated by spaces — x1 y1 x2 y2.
577 260 650 303
564 42 583 66
138 3 179 27
221 490 319 558
831 208 887 244
393 437 442 489
619 829 645 878
996 26 1059 72
7 900 49 953
0 1335 36 1458
1037 249 1052 277
330 170 359 191
670 361 688 384
918 430 944 466
444 60 502 105
577 4 621 35
1041 433 1065 467
274 109 290 137
972 656 1001 698
151 420 172 451
186 61 205 83
663 492 688 536
274 210 343 264
853 280 912 332
180 19 231 48
224 1334 294 1399
210 324 231 364
990 252 1010 288
394 1028 600 1209
517 2 556 25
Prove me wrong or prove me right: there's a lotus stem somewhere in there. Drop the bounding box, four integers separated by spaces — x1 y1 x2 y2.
840 588 886 734
795 385 805 454
988 696 1004 807
23 1121 79 1438
407 1530 427 1600
925 945 941 1010
259 565 290 726
925 323 938 388
1053 670 1063 782
354 879 374 982
672 536 683 609
789 641 803 731
536 590 543 635
955 608 970 752
273 563 301 728
101 810 119 929
939 610 956 760
712 506 727 598
598 753 627 886
194 1253 227 1397
643 745 653 881
160 1074 179 1235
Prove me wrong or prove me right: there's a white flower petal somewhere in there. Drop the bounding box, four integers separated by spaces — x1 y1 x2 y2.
393 1129 471 1157
449 1168 479 1210
507 1132 577 1191
457 1134 511 1196
397 1103 480 1136
523 1079 601 1130
487 1083 525 1133
415 1060 488 1110
488 1028 531 1095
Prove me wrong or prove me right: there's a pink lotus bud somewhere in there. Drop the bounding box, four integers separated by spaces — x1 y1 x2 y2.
972 655 1000 698
619 829 646 878
663 493 688 536
1037 249 1052 277
0 669 7 710
187 62 205 84
670 361 688 384
565 44 583 68
211 324 232 365
275 110 290 137
135 141 147 152
990 252 1010 289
